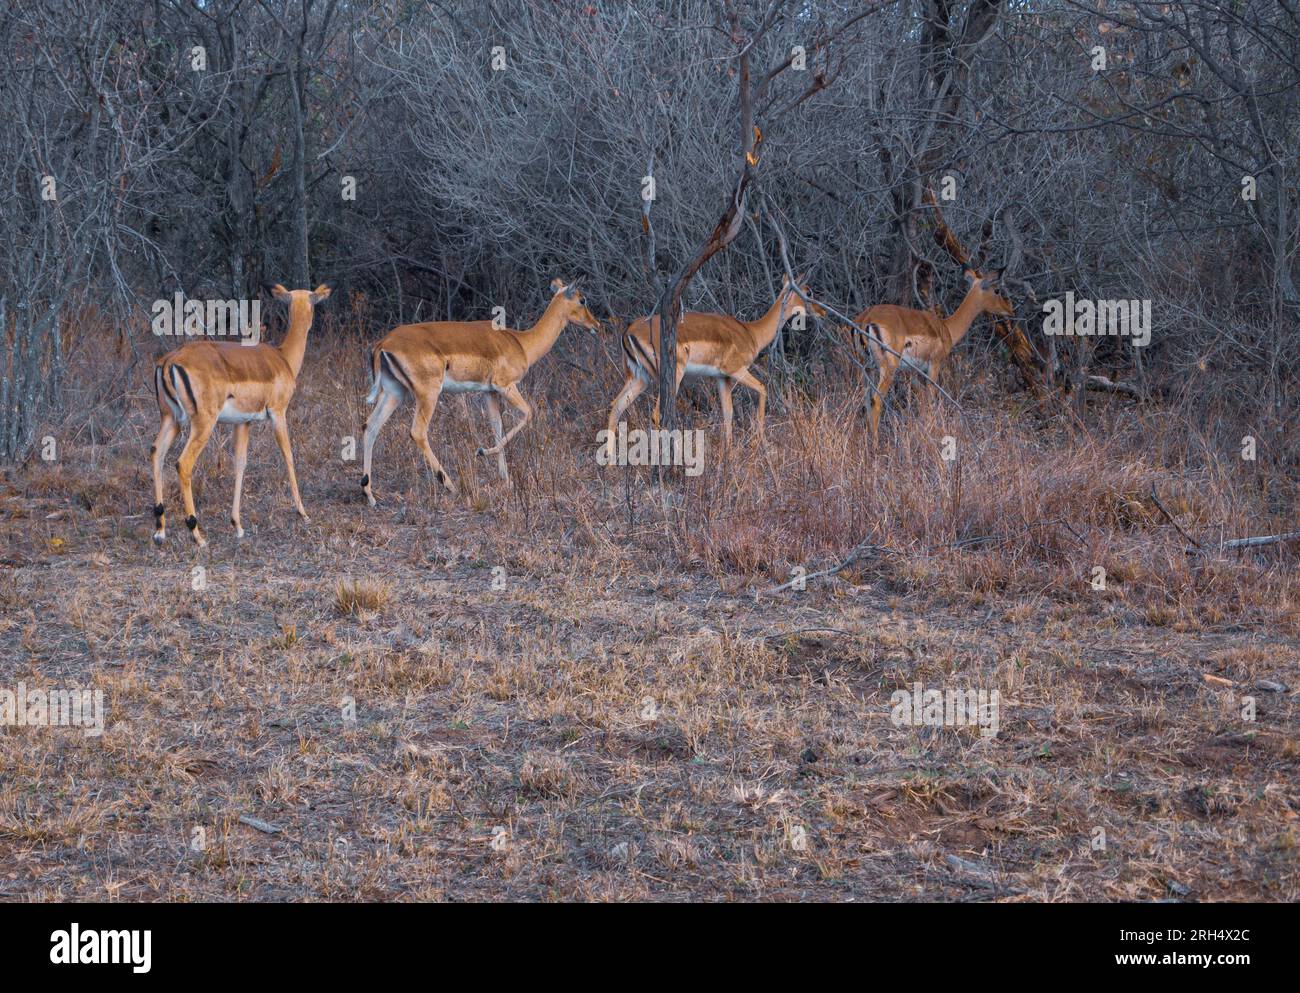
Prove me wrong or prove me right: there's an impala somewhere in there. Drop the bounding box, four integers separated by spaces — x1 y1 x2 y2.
360 278 600 505
605 274 823 459
151 284 331 547
854 268 1013 443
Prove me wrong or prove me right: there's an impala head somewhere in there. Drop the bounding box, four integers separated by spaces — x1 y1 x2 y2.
964 269 1013 317
268 283 332 306
781 273 828 320
550 278 602 333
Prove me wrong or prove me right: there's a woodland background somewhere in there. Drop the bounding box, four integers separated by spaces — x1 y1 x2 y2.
1 0 1297 461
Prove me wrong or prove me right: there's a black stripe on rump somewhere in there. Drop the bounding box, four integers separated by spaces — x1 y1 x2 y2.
173 364 199 414
158 364 182 410
630 335 658 376
380 350 417 394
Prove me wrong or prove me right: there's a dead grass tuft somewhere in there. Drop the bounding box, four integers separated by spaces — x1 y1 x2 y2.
334 578 392 617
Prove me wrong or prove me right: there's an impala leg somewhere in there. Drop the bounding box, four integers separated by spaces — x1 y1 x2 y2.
868 361 898 447
269 410 309 521
923 358 944 425
730 367 766 441
410 385 457 495
176 415 217 548
484 393 510 482
151 414 180 544
362 389 400 507
606 373 647 461
479 383 531 456
716 377 735 448
230 422 250 538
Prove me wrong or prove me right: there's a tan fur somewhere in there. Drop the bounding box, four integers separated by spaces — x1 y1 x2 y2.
605 276 824 457
855 269 1013 444
150 284 331 547
360 279 599 504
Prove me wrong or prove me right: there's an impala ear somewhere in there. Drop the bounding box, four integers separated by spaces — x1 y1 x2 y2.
964 269 978 286
270 284 291 301
550 278 567 294
310 284 332 304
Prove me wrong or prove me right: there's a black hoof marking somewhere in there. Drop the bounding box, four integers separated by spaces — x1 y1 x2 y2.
154 503 165 521
185 515 198 531
361 474 370 488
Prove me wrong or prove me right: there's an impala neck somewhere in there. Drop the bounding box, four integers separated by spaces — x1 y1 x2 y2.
943 285 987 346
744 288 795 351
514 294 571 368
277 297 316 377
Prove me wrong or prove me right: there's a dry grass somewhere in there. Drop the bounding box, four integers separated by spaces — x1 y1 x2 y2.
334 579 392 618
0 314 1296 901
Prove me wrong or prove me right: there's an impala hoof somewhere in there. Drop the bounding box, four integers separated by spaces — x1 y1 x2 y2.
152 531 166 545
475 447 486 457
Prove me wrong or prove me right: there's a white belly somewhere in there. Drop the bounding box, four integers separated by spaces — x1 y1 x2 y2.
217 399 270 424
684 363 725 378
442 374 493 394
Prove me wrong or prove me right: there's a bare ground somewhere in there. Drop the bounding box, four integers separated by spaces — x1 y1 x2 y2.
1 335 1297 901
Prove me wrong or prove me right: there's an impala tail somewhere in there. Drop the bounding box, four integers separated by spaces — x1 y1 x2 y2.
847 321 880 364
369 347 417 400
365 346 384 404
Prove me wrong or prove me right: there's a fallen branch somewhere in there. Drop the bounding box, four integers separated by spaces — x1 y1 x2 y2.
1149 486 1297 554
1186 529 1300 554
764 544 890 594
238 814 284 835
1085 374 1142 398
1218 530 1300 550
